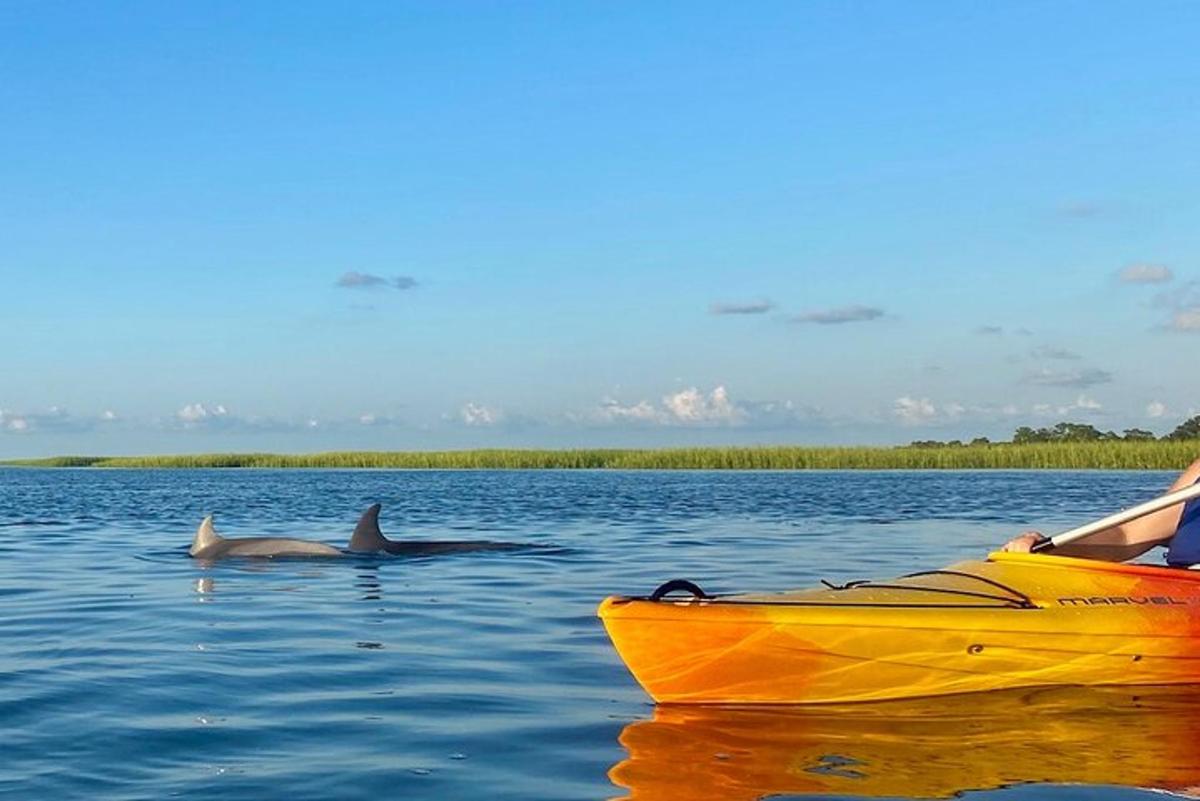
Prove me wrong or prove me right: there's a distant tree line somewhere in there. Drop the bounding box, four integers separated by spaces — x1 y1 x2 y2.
909 414 1200 448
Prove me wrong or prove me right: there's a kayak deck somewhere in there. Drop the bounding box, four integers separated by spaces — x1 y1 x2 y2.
598 552 1200 704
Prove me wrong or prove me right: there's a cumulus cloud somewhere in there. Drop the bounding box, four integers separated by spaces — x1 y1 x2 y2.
662 386 743 424
1023 367 1113 388
336 272 418 291
595 398 662 423
893 396 937 425
1032 395 1104 417
1119 263 1173 284
585 385 765 427
580 383 825 429
1147 401 1168 419
460 402 502 427
791 305 884 325
709 300 774 316
168 403 319 432
177 403 229 426
0 409 30 432
893 397 1102 427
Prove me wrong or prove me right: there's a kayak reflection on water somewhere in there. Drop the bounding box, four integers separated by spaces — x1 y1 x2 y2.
609 686 1200 800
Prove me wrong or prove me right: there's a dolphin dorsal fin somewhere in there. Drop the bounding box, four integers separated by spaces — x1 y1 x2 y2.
190 515 223 556
348 503 388 552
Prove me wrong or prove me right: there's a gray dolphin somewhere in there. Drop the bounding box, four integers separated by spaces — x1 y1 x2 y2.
347 503 519 555
189 504 520 559
189 515 343 559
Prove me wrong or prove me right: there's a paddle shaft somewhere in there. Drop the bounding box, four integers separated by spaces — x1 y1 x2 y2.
1032 481 1200 552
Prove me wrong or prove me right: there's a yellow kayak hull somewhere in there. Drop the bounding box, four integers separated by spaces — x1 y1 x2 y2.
598 552 1200 704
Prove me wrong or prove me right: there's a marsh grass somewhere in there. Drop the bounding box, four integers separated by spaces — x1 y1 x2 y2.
5 442 1199 470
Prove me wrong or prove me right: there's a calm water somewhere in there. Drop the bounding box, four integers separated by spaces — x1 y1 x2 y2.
0 468 1189 800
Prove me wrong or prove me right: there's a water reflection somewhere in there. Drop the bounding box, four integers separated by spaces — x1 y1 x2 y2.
193 577 215 599
356 563 383 601
610 687 1200 800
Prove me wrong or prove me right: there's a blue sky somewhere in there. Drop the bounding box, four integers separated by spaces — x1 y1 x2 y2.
3 1 1199 456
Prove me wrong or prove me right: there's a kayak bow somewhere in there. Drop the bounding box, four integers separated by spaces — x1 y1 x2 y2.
598 552 1200 704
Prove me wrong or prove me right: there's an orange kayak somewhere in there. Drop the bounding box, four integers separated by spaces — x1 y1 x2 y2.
598 551 1200 704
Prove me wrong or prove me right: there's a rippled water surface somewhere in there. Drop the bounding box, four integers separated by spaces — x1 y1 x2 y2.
0 469 1188 800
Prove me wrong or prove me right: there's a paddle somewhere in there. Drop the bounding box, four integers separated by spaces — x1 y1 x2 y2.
1031 481 1200 553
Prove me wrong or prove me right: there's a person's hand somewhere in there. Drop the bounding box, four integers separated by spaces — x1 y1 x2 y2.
1001 531 1047 553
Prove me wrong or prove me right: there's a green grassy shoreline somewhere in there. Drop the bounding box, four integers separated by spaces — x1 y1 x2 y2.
4 442 1200 470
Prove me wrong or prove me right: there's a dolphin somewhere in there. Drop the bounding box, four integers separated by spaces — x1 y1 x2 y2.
347 503 520 555
189 504 521 559
189 515 343 559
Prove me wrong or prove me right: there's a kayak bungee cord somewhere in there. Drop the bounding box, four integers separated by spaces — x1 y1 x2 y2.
640 570 1035 609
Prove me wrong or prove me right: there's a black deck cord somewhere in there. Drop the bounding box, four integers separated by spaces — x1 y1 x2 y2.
833 581 1035 608
900 569 1036 606
649 579 712 601
640 569 1036 608
823 570 1037 608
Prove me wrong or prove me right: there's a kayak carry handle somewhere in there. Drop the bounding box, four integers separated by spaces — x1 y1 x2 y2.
649 579 712 601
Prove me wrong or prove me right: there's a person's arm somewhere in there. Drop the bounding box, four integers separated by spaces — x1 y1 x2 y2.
1001 457 1200 561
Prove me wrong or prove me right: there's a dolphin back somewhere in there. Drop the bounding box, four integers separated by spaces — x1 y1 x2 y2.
189 514 342 559
347 503 523 556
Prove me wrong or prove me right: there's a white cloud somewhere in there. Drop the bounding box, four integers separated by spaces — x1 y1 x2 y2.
893 397 1101 427
1147 401 1168 419
662 386 743 424
1119 263 1173 284
0 409 30 432
177 403 229 426
585 385 764 427
893 396 938 425
460 402 502 426
1031 395 1104 417
595 398 663 423
100 410 118 421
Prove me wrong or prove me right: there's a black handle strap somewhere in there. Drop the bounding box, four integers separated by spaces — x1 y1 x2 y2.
649 579 711 601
